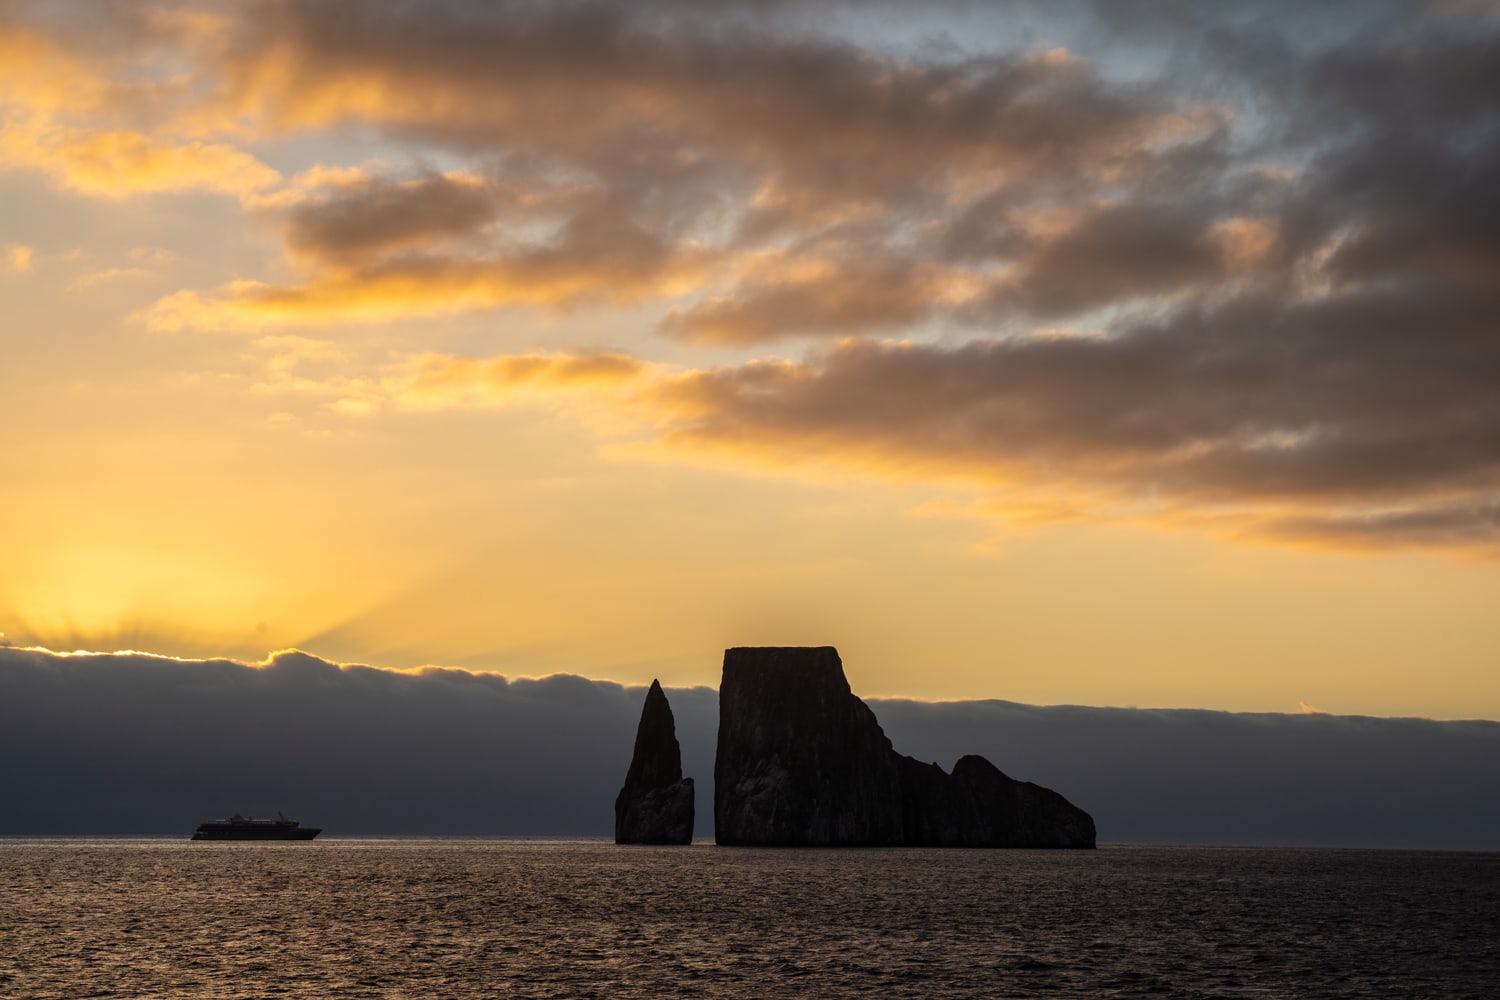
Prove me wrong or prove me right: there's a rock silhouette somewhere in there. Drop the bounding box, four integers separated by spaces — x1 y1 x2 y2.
615 679 694 844
715 646 1095 847
714 646 903 845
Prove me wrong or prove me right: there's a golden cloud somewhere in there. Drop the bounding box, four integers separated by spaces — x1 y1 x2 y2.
226 322 1500 556
5 243 33 273
247 347 657 422
390 351 653 411
0 21 105 114
0 12 279 200
0 120 279 198
138 237 721 331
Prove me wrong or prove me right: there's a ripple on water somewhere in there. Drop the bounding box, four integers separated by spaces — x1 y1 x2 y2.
0 841 1496 999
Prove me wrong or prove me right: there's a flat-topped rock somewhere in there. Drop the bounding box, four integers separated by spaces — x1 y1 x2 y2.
714 646 1095 848
715 646 903 845
615 679 694 844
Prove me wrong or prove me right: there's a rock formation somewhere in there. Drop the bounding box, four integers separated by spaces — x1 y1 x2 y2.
714 646 1095 848
896 754 1097 848
714 646 904 845
615 679 694 844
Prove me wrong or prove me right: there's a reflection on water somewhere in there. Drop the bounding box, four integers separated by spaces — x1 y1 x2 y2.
2 840 1496 998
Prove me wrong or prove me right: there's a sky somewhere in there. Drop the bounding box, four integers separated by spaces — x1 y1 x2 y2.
2 0 1498 720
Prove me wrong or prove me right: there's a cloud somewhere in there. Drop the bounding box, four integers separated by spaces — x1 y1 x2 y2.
142 164 724 329
67 266 157 290
12 1 1500 553
125 0 1492 352
0 646 717 836
359 350 657 419
138 237 720 331
637 291 1500 551
0 11 278 200
4 243 32 272
130 0 1216 329
228 319 1500 553
280 171 504 262
95 0 1491 346
0 17 108 115
1 645 1495 847
0 122 281 198
248 348 654 420
660 253 984 345
981 201 1270 318
1258 504 1500 553
214 2 1196 186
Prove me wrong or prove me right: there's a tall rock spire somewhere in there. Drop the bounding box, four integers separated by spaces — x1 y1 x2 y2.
615 679 695 844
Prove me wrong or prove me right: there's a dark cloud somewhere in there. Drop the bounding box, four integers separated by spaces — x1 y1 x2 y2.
58 0 1495 548
209 0 1500 345
1307 133 1500 293
1261 503 1500 551
2 647 1496 848
659 255 946 344
197 0 1206 326
985 199 1244 318
1296 30 1500 138
651 267 1500 548
228 0 1183 191
282 174 505 262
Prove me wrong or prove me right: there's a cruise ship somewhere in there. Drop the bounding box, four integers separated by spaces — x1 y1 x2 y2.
191 812 321 840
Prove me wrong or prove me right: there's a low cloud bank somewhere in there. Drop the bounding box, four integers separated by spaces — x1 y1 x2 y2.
872 700 1500 850
0 647 715 838
2 648 1495 848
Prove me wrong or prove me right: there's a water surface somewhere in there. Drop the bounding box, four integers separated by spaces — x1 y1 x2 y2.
2 840 1495 998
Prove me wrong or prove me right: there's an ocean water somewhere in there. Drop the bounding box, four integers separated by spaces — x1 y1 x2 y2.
1 840 1495 999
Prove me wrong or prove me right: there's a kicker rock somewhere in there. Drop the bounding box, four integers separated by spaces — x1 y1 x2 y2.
714 646 1095 848
615 679 694 844
715 646 904 845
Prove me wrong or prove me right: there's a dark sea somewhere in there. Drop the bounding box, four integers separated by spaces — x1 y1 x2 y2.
2 840 1496 999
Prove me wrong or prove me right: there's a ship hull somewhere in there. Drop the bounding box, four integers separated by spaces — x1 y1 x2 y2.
191 827 321 841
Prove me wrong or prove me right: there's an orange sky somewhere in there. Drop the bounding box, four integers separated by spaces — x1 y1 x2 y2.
2 1 1498 719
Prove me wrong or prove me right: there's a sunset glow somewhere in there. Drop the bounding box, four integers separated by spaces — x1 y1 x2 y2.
3 1 1498 720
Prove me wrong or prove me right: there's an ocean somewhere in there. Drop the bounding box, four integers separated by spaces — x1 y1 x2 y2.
2 840 1495 998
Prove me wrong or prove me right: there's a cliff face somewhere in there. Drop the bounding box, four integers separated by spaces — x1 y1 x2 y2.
898 754 1097 848
715 647 904 846
615 679 694 844
714 647 1095 848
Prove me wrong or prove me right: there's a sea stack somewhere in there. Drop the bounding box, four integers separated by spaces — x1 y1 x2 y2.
714 646 1095 848
715 646 904 845
615 679 695 844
